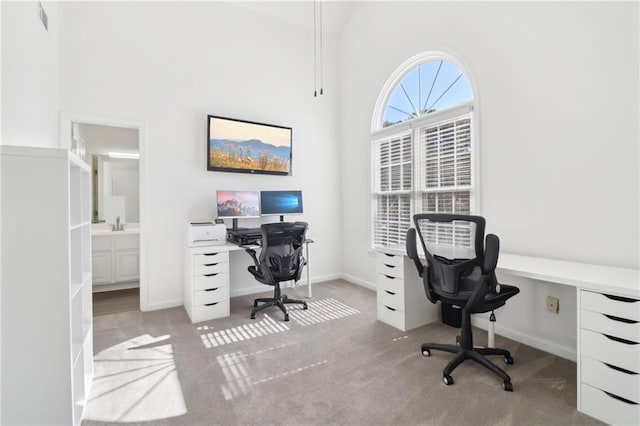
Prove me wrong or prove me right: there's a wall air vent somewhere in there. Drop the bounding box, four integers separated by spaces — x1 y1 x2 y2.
37 2 48 31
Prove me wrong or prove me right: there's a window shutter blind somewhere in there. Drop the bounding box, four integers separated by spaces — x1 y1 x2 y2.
420 114 472 212
373 132 412 247
421 116 471 191
373 194 411 246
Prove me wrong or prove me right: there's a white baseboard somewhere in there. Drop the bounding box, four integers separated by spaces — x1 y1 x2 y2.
471 318 576 362
143 298 183 312
92 282 139 293
341 273 376 291
229 274 343 298
230 284 271 298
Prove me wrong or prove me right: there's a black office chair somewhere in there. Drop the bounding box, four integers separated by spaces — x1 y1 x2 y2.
245 222 308 321
406 213 520 391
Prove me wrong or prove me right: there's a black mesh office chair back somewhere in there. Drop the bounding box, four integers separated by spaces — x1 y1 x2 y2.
407 213 520 391
245 222 308 321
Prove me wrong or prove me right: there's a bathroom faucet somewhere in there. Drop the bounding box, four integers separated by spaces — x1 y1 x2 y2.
112 216 124 231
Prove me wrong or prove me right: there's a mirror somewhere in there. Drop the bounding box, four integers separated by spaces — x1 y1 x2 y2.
72 122 140 225
92 155 139 224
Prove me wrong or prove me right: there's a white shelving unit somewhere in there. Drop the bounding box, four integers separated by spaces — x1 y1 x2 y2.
1 146 93 425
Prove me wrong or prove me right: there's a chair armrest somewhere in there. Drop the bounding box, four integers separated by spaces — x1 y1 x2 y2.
406 228 425 277
484 234 499 273
245 248 260 267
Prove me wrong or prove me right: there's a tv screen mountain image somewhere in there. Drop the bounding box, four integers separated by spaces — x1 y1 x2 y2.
208 116 292 175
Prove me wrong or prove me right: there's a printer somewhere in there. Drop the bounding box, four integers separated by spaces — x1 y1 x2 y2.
186 221 227 247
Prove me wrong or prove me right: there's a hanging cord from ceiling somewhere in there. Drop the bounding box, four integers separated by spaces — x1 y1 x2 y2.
313 0 324 97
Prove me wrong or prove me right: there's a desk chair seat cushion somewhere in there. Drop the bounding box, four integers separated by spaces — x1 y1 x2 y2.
430 265 519 313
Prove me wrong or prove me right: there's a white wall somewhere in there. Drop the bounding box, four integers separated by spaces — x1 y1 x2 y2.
1 1 59 147
337 2 639 358
1 2 60 416
58 2 342 309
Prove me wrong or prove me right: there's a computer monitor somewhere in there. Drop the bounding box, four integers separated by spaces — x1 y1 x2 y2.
260 190 303 222
216 190 260 229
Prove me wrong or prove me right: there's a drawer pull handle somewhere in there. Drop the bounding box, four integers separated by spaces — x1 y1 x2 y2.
603 294 639 303
204 302 219 307
204 263 218 267
384 305 396 312
384 253 394 257
385 290 396 296
203 253 219 256
603 362 638 375
384 274 396 280
603 390 639 405
204 288 219 292
603 333 638 345
603 313 638 324
204 273 218 277
384 264 396 268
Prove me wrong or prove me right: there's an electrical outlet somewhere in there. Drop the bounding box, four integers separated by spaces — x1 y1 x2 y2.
546 295 559 313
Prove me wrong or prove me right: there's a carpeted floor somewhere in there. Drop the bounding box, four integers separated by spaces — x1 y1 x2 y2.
83 280 602 425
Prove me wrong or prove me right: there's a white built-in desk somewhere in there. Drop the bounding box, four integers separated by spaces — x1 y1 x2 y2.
497 253 639 425
377 246 639 425
498 253 640 297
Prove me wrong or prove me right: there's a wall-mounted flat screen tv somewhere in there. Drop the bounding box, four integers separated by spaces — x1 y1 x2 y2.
208 115 292 176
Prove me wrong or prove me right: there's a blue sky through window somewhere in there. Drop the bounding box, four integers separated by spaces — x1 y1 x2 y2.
383 60 472 127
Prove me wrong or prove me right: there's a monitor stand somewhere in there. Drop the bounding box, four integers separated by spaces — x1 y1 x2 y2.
279 215 285 222
231 218 246 230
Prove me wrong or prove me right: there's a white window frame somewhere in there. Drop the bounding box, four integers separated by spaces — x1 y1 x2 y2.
370 52 480 250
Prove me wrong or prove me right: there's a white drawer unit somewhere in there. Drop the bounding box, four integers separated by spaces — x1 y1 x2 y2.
578 289 640 425
184 246 231 323
375 250 438 331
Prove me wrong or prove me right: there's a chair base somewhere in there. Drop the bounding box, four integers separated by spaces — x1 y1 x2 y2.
421 341 514 391
251 293 307 322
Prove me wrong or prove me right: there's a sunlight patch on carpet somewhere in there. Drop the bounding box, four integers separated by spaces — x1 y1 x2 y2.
198 313 289 348
252 360 328 385
83 334 186 423
216 345 328 401
288 298 360 326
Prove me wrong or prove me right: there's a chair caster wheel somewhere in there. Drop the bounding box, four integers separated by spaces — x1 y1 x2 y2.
443 375 454 386
250 314 256 319
284 314 289 321
422 349 431 357
503 381 513 392
303 303 308 310
504 355 514 365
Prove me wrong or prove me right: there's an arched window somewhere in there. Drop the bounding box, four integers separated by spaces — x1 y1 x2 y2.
371 53 477 248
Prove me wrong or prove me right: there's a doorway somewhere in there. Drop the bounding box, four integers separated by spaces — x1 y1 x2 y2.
62 115 146 314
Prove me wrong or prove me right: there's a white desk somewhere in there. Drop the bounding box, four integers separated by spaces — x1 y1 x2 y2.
497 253 639 425
184 241 314 323
376 246 639 424
498 253 640 297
